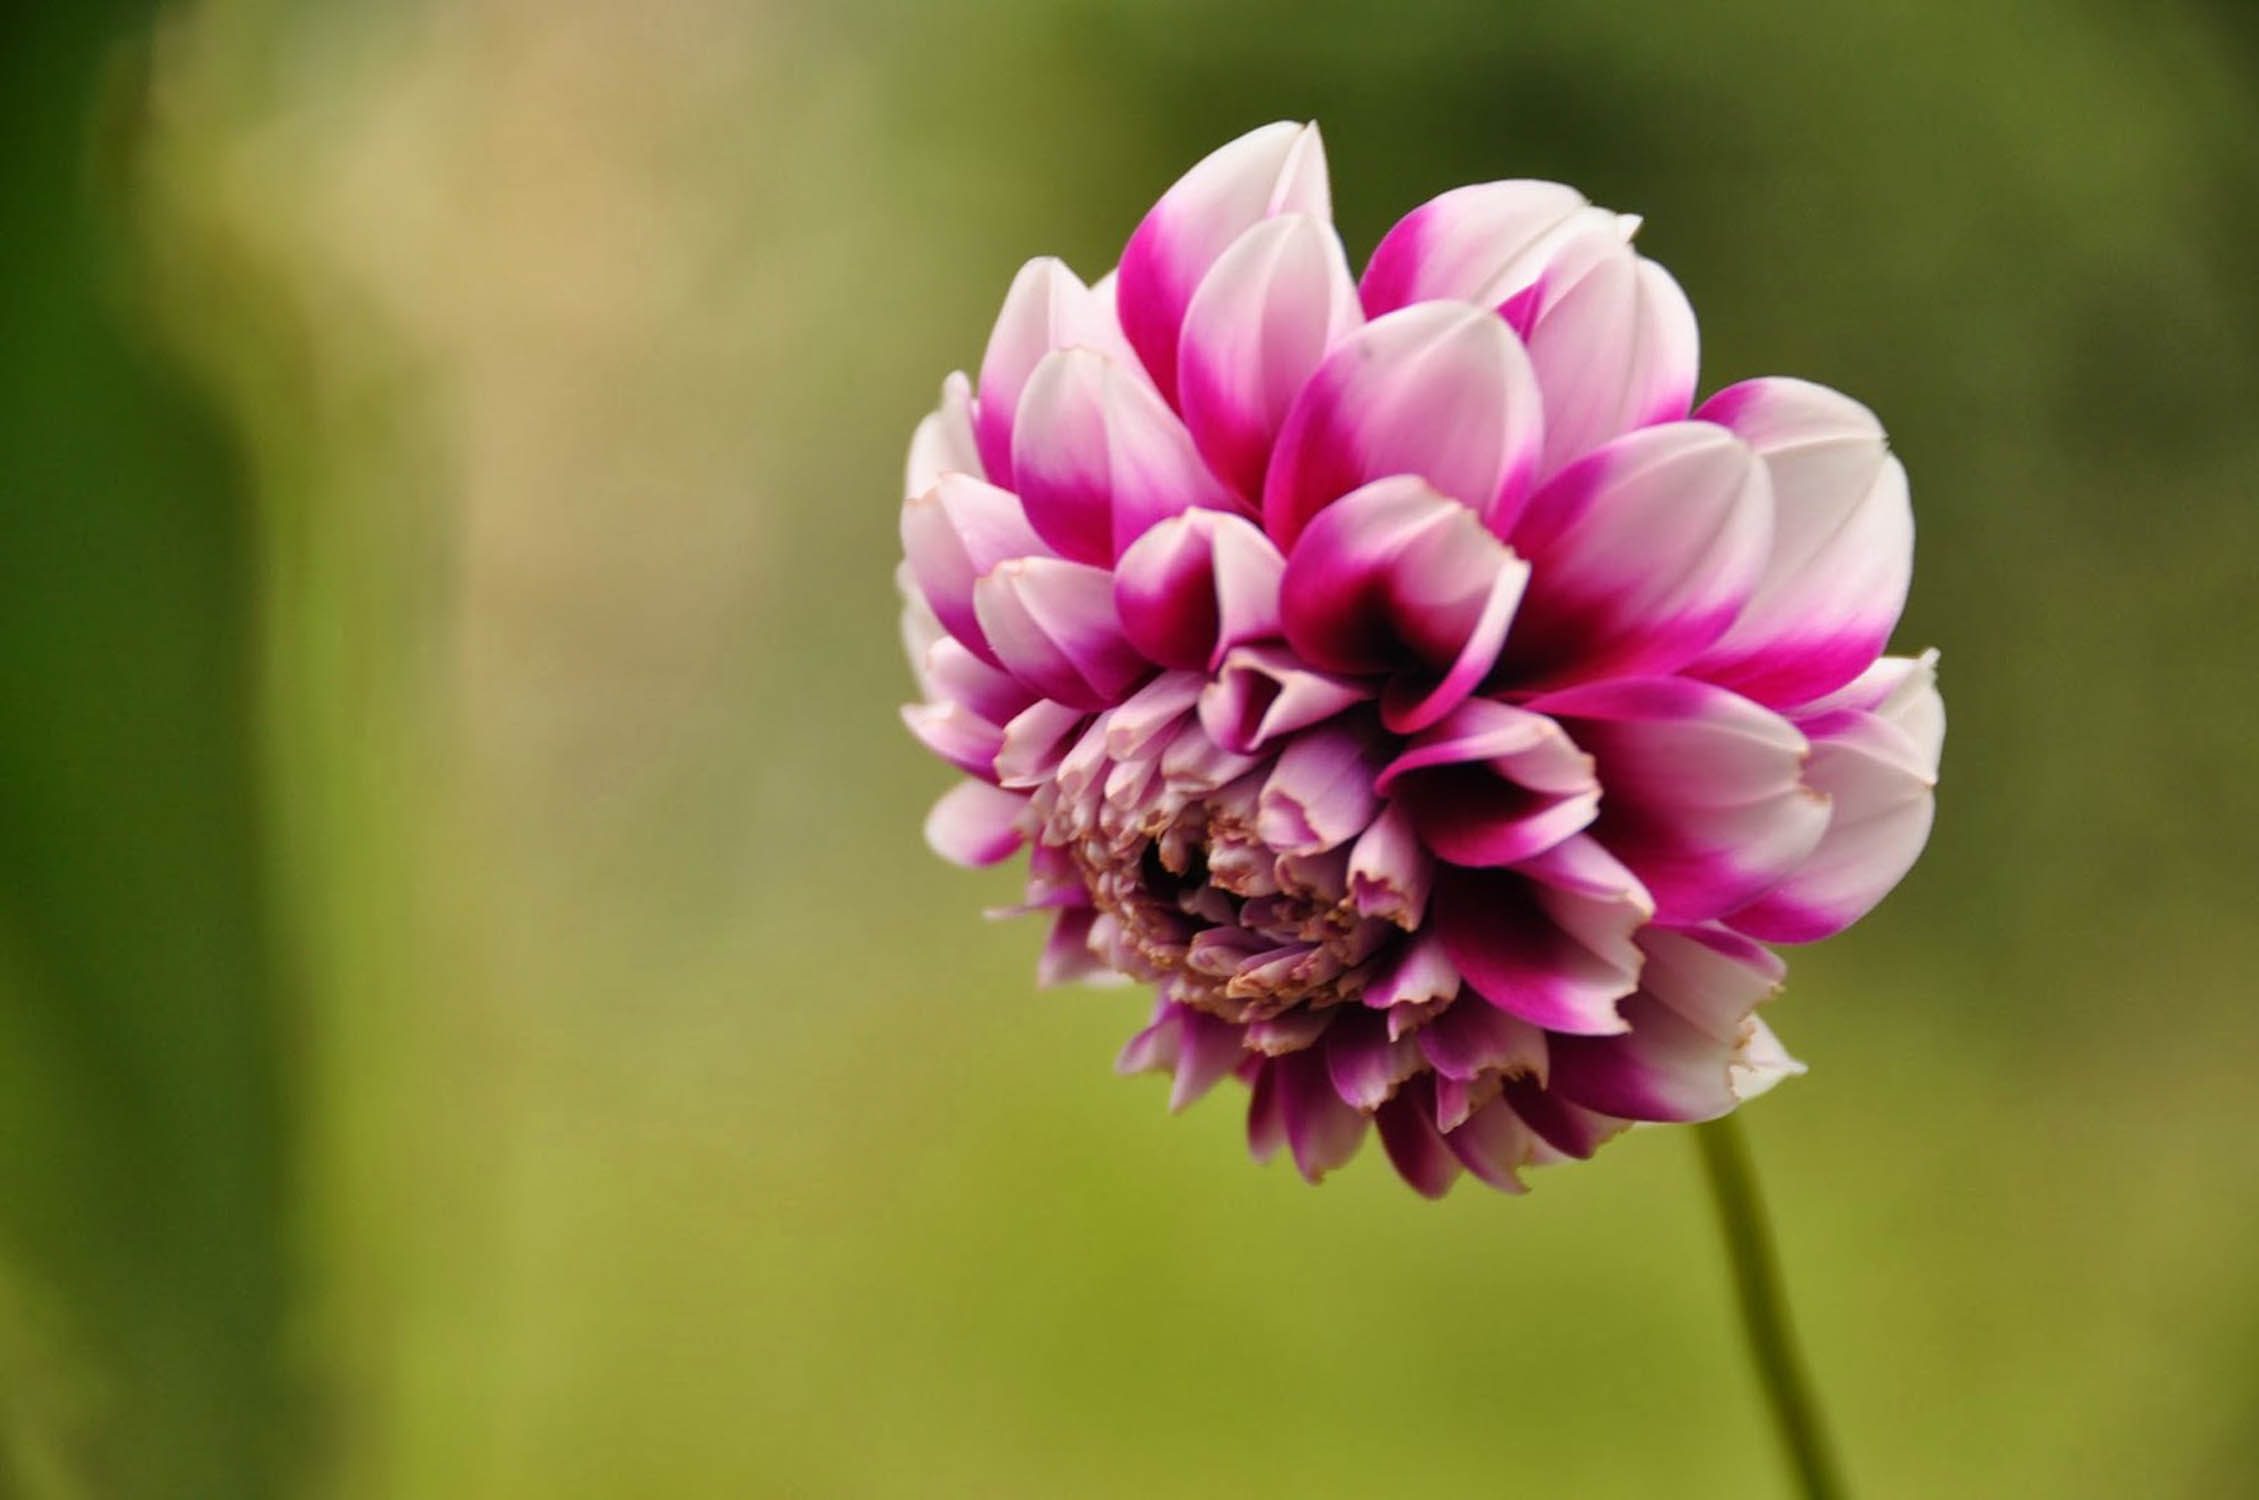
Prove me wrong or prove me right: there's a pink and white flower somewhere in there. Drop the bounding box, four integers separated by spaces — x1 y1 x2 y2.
899 123 1942 1196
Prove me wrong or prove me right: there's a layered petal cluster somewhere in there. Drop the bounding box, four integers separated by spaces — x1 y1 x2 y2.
899 123 1942 1196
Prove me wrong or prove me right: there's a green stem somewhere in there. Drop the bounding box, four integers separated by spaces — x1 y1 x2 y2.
1694 1114 1848 1500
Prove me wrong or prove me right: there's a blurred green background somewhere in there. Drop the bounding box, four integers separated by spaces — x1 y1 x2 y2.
5 1 2257 1495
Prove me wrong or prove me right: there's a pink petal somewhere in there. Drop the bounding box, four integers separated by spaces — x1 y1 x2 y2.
1503 422 1772 689
1112 509 1285 671
975 258 1138 482
1159 718 1264 795
1198 643 1368 755
1261 303 1546 547
1277 476 1530 733
1255 717 1387 856
1038 907 1107 986
1510 221 1700 478
1118 121 1331 406
901 700 1005 781
1011 348 1239 566
1431 1072 1497 1134
916 634 1038 727
905 371 982 497
1547 959 1758 1125
1346 802 1433 929
901 632 1038 782
1358 180 1595 317
1635 924 1787 1040
1277 1047 1370 1183
1103 670 1204 761
1117 1001 1246 1111
1170 1009 1249 1110
1532 677 1831 925
1375 699 1598 867
1795 650 1945 763
900 473 1052 668
923 780 1029 868
1499 1078 1631 1160
1690 378 1913 709
1246 1008 1332 1056
1730 665 1942 942
1324 1008 1424 1112
1246 1056 1288 1164
1417 997 1548 1083
1432 862 1641 1036
1440 1094 1539 1194
1546 925 1788 1121
1177 214 1362 499
1374 1077 1463 1198
1358 928 1459 1010
993 699 1089 788
973 557 1150 710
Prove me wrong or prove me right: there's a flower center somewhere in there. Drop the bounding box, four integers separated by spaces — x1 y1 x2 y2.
1044 773 1394 1022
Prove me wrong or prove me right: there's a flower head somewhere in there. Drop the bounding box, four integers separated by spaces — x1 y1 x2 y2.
898 123 1942 1196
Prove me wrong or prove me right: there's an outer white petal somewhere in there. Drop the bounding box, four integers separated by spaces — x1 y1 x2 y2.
1117 121 1331 404
905 371 982 498
1693 378 1913 709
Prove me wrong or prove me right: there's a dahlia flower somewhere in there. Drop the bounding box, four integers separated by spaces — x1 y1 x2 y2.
898 122 1942 1197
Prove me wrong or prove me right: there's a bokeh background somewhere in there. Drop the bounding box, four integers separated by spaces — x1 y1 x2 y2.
5 1 2258 1495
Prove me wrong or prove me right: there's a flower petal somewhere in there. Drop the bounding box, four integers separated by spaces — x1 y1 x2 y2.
901 700 1004 781
1011 348 1239 565
1374 1077 1463 1198
1548 999 1740 1122
1499 1078 1631 1160
1358 180 1595 317
1417 996 1548 1083
1636 924 1787 1040
1432 857 1642 1036
1731 661 1943 942
900 473 1052 667
1103 669 1204 761
1796 650 1945 761
1730 1018 1806 1102
1690 378 1913 708
1440 1094 1540 1194
975 258 1138 482
923 780 1028 868
1546 927 1781 1123
972 557 1149 710
1118 121 1331 405
1112 508 1285 671
915 634 1038 727
1376 699 1598 867
1324 1008 1424 1112
1261 303 1545 547
993 699 1088 789
1506 221 1700 478
1038 907 1107 987
1177 213 1362 499
1346 802 1433 929
1198 644 1368 755
1255 717 1387 856
1532 677 1831 924
1503 422 1772 688
1117 1000 1247 1111
1278 476 1530 732
906 371 982 497
1277 1048 1369 1183
1246 1055 1288 1163
1358 928 1459 1011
